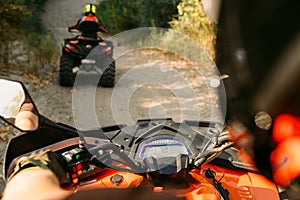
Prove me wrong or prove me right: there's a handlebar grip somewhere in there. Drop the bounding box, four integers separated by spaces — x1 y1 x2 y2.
68 28 80 33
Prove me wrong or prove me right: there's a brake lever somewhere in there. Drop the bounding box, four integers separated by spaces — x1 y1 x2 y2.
194 141 234 167
212 131 231 146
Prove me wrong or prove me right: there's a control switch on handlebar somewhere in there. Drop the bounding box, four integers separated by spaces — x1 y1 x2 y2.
61 147 92 183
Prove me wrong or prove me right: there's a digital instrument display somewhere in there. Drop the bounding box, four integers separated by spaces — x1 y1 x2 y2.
143 144 188 158
135 135 192 160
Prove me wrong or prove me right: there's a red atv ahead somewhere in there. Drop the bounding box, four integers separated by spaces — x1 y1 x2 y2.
59 29 115 87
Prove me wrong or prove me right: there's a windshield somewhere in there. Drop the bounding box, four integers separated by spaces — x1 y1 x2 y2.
72 28 227 173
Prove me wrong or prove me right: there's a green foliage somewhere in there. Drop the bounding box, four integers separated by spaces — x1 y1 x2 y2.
0 1 30 42
138 0 180 27
97 0 180 34
26 34 57 66
97 0 141 34
97 0 216 59
169 0 217 59
0 0 56 71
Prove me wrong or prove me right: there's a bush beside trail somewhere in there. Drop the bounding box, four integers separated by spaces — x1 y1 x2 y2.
169 0 217 59
97 0 216 59
0 0 58 77
97 0 180 34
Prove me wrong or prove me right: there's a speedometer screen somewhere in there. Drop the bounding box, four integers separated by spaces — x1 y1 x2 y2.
143 144 188 158
135 135 193 160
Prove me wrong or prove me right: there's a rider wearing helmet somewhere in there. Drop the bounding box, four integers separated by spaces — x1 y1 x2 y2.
68 3 108 38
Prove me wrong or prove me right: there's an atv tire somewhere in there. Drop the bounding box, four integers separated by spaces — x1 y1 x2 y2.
99 60 116 87
59 54 74 87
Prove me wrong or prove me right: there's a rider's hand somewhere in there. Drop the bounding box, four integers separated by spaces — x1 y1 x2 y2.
99 26 108 33
9 150 67 183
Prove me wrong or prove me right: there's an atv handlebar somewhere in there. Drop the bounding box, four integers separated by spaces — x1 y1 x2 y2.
68 28 80 33
6 128 235 185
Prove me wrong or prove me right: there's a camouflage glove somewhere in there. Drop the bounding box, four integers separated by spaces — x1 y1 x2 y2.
9 150 67 183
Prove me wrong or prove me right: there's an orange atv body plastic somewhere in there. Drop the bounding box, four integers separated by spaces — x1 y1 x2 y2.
62 163 279 200
270 114 300 186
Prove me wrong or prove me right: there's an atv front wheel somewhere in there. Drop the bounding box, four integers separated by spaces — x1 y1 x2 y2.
59 54 74 87
99 60 116 87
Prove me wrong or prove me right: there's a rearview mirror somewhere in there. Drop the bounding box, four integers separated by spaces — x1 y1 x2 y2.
0 79 39 131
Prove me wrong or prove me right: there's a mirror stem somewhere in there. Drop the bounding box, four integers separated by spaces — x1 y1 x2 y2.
39 115 78 136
